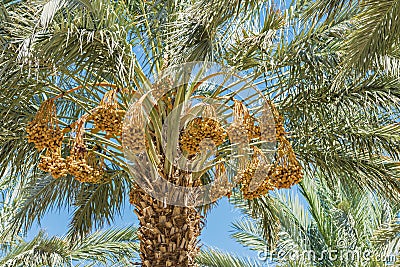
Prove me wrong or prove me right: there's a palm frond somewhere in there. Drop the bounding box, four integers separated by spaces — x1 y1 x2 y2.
371 217 400 256
302 0 357 20
5 171 129 240
197 248 261 267
230 195 280 249
67 173 129 238
230 219 269 252
69 226 139 265
0 226 139 267
344 0 400 72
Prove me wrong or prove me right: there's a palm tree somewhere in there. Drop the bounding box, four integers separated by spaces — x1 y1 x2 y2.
197 175 400 267
1 0 400 266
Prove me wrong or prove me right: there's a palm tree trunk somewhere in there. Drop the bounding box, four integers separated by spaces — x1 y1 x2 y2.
131 185 202 267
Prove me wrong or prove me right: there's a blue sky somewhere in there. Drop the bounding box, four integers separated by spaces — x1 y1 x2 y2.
27 196 259 259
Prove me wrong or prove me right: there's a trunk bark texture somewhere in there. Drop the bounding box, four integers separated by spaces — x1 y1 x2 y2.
131 185 202 267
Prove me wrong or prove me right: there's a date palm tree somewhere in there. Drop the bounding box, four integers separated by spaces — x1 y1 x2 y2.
0 0 399 266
